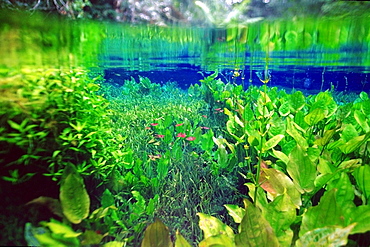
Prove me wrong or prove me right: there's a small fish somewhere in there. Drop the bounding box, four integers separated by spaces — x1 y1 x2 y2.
304 78 312 89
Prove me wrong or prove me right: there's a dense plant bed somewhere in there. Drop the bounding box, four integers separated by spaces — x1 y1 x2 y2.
1 68 370 246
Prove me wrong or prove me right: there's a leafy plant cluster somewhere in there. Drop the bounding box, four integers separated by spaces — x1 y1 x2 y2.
153 71 370 246
0 68 239 246
0 68 161 245
1 67 370 246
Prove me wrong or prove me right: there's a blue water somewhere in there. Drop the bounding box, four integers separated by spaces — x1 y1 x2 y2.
103 64 370 93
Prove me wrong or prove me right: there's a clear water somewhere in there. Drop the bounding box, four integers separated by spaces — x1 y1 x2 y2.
1 11 369 93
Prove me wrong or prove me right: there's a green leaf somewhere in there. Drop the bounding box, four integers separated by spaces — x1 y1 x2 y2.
197 213 234 241
339 133 370 154
268 116 286 136
201 129 214 152
101 189 115 208
259 168 302 208
341 124 358 142
42 219 81 238
289 91 305 112
286 119 308 151
314 129 336 146
235 199 279 247
146 194 159 215
349 205 370 234
354 110 370 132
7 119 25 132
287 145 316 192
272 149 289 164
304 108 326 126
327 172 354 206
225 204 245 224
199 234 235 247
141 218 173 247
312 91 337 117
353 165 370 204
264 194 296 246
175 230 192 247
81 230 104 245
300 189 346 237
103 241 125 247
59 165 90 224
278 101 290 116
34 231 79 247
262 135 284 152
297 224 356 247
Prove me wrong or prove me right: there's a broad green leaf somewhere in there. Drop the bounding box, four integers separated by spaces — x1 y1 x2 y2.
132 191 146 212
225 204 245 224
268 116 286 136
247 135 260 147
264 194 296 246
234 114 244 128
235 199 279 247
294 110 308 130
278 101 290 116
225 121 244 143
103 241 125 247
353 165 370 204
201 129 215 152
286 119 308 150
361 99 370 116
300 189 346 237
359 91 369 101
259 168 302 208
34 231 78 247
341 124 358 142
304 108 326 126
339 133 370 154
224 107 233 117
245 183 268 210
60 165 90 224
307 147 320 163
314 129 336 146
262 135 284 152
312 91 338 117
41 219 81 238
81 230 104 245
297 224 356 247
243 106 254 122
317 157 336 175
338 159 362 170
354 109 370 132
101 189 115 208
157 156 169 180
175 230 191 247
259 91 272 105
287 145 316 192
327 172 354 206
348 205 370 234
199 234 235 247
141 218 173 247
272 149 289 164
197 213 234 241
146 194 159 215
289 91 305 112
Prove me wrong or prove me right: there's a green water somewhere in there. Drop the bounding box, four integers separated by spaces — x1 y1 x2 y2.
1 10 370 74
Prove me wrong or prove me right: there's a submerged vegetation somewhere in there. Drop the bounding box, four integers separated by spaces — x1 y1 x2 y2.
1 67 370 246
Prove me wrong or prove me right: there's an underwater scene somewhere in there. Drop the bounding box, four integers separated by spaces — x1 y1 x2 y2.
1 1 370 246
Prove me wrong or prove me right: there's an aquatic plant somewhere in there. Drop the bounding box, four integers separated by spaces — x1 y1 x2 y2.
1 67 370 246
183 73 370 246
